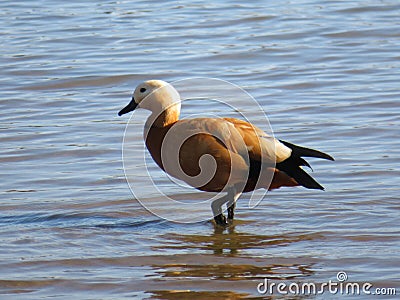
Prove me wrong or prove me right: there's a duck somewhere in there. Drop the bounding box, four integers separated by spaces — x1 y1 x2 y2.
118 80 334 226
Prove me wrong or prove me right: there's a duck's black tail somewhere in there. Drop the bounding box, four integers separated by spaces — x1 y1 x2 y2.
276 140 334 190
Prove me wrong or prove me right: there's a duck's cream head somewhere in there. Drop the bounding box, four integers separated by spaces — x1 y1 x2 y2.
118 80 181 127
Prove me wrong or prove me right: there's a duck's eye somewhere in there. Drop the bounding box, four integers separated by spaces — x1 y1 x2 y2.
140 87 146 93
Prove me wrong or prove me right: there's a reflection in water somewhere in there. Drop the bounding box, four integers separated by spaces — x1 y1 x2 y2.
148 225 316 298
212 223 239 255
147 290 265 300
159 222 322 257
152 224 315 278
152 260 314 281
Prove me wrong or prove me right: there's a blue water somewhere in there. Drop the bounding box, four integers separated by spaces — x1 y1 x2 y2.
1 1 399 299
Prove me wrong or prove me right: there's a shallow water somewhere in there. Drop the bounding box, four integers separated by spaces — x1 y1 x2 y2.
1 0 399 299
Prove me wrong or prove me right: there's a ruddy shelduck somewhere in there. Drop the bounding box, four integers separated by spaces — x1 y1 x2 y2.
119 80 334 226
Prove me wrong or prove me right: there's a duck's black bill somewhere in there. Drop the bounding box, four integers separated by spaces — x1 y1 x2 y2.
118 98 138 116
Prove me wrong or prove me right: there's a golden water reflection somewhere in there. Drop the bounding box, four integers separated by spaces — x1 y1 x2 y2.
148 290 266 300
158 222 322 256
147 224 317 298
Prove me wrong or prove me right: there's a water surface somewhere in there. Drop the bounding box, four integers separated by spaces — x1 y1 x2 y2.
1 0 399 299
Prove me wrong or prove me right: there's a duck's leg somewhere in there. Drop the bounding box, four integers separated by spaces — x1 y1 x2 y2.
227 203 235 220
212 194 229 226
227 191 241 220
212 187 238 226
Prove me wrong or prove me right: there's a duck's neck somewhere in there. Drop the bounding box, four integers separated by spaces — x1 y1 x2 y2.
145 105 180 128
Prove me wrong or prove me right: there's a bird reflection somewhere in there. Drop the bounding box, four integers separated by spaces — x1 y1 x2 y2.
211 221 238 255
152 224 316 286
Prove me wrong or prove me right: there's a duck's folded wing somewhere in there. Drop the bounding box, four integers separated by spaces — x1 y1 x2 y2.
223 117 292 164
